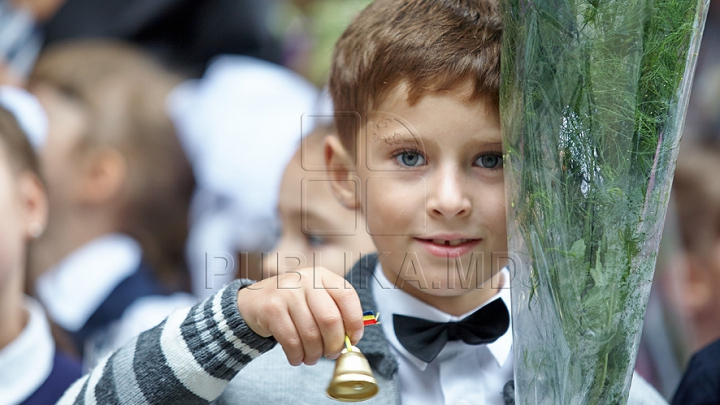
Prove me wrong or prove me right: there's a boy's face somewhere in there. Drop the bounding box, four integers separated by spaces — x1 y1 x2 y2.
267 139 376 278
328 82 507 315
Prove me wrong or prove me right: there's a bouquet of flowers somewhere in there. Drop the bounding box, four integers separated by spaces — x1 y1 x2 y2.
500 0 710 403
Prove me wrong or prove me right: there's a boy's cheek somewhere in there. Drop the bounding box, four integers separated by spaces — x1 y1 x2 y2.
363 174 427 236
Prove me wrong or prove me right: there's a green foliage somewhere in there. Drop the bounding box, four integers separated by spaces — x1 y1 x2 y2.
501 0 709 403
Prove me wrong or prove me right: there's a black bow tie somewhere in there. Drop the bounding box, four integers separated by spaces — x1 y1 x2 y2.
392 298 510 363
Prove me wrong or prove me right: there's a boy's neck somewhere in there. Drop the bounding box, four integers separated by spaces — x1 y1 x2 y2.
427 272 504 316
382 264 506 316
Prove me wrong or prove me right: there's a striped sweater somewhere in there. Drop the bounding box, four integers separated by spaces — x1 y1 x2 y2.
57 280 277 404
58 254 667 405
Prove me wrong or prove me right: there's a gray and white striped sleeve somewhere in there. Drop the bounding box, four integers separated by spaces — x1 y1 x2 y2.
57 280 277 405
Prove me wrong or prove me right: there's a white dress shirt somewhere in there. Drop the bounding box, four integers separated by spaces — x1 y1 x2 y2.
0 297 55 405
36 233 142 332
373 265 513 405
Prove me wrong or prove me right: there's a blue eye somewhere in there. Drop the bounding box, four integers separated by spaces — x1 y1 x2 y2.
475 154 503 169
306 234 326 247
395 151 426 167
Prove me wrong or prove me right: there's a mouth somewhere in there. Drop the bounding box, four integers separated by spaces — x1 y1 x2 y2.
420 238 478 246
414 236 482 257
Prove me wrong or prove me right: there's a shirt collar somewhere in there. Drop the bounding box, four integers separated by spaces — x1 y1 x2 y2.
0 296 55 404
36 233 142 331
373 263 512 371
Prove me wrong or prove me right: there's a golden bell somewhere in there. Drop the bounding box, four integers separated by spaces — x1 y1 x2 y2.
326 346 379 402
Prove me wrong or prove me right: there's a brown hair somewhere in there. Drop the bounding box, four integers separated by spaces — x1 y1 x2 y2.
0 106 40 177
29 40 196 289
329 0 503 146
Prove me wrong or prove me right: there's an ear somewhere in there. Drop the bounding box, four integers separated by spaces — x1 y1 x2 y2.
17 172 48 241
324 135 358 210
78 147 127 205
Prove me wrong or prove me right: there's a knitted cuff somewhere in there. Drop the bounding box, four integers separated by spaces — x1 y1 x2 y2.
179 280 277 381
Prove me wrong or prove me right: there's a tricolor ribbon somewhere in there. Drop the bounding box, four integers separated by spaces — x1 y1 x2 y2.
363 310 380 326
344 311 381 352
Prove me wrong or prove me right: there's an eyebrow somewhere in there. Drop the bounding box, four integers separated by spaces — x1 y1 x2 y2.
409 137 503 152
368 119 421 146
476 141 503 150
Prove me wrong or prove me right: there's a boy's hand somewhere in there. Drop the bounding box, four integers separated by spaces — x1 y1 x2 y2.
237 267 364 366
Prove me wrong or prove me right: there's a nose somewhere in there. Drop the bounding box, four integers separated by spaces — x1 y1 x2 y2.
427 166 471 219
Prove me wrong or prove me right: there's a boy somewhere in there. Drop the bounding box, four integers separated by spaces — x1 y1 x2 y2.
26 40 196 356
60 1 665 404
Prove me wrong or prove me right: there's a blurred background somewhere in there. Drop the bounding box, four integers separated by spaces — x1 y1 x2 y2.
0 0 377 383
0 0 717 402
633 0 720 399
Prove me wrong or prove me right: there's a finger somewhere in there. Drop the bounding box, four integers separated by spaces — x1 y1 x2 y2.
288 298 324 365
306 287 346 359
323 274 364 345
267 310 305 367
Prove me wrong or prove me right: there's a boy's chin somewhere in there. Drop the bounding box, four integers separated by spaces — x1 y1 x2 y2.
396 275 493 297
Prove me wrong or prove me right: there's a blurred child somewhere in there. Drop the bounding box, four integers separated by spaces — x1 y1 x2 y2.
666 142 720 404
167 55 318 297
58 1 664 404
265 123 376 278
664 142 720 353
26 40 196 355
0 88 81 404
